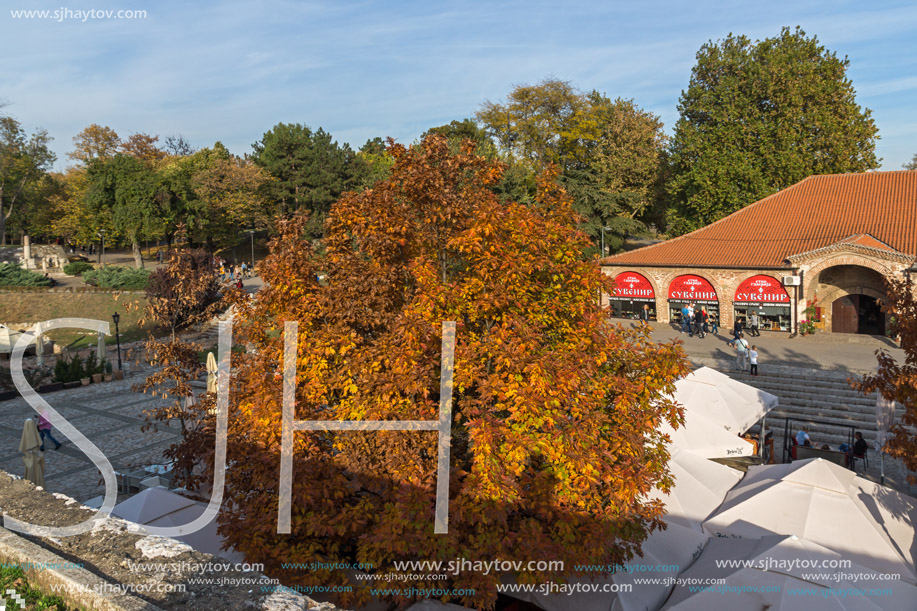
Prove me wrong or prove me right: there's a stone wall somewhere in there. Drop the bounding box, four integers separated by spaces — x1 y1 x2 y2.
0 472 329 610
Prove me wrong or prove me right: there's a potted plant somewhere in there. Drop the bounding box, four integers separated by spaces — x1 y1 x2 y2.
103 361 113 382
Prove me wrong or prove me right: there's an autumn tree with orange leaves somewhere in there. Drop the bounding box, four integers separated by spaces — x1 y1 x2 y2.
175 135 689 608
852 277 917 483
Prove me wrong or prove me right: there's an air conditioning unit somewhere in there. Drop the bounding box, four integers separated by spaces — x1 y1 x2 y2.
783 275 801 286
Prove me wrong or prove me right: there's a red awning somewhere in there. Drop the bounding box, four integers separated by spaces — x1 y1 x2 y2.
611 272 655 301
734 275 791 306
668 275 718 304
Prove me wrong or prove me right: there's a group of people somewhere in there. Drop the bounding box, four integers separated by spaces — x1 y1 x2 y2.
796 428 868 469
216 259 252 288
678 303 718 338
730 333 760 375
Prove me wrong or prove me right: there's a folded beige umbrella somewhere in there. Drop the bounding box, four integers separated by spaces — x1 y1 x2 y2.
35 321 44 367
206 351 218 393
702 458 917 584
19 419 45 488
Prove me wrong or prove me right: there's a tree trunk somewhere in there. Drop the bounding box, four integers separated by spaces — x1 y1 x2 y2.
132 240 144 269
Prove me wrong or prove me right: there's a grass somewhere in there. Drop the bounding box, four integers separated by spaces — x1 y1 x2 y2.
0 292 150 349
0 565 75 610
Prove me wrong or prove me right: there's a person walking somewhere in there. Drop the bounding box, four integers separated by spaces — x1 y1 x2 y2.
639 304 650 327
734 333 749 371
694 309 706 338
680 305 690 334
749 345 759 376
709 311 718 334
37 410 62 451
749 312 761 337
733 317 744 341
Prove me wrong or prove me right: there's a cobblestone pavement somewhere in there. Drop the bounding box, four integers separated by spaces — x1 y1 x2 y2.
0 370 182 504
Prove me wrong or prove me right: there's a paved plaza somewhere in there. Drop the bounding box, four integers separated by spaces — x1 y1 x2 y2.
627 320 902 373
0 372 180 504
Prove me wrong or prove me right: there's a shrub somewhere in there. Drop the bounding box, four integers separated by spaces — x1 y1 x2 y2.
0 262 52 287
54 354 88 383
82 265 150 290
63 261 95 276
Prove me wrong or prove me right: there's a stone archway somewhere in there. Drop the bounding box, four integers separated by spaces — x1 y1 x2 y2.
812 265 889 335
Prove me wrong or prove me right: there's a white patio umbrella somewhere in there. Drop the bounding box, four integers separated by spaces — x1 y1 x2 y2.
504 451 736 611
702 458 917 584
19 419 45 487
662 535 917 610
647 448 743 531
675 367 778 433
659 408 756 459
502 519 707 611
113 487 244 561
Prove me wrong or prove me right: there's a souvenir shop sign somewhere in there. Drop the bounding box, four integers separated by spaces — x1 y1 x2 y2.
668 275 718 304
611 272 655 302
734 275 791 306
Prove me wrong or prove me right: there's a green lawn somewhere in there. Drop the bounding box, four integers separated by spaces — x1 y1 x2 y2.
0 292 150 349
0 565 75 610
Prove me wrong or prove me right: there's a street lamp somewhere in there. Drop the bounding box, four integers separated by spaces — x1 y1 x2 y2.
600 226 612 257
247 229 255 273
111 312 122 371
97 229 106 266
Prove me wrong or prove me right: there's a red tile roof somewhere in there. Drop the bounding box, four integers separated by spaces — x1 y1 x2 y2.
603 171 917 268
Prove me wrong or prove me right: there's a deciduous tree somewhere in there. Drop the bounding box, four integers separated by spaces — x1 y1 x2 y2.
478 81 667 251
667 27 880 233
905 153 917 171
169 136 689 608
121 132 167 163
69 123 120 166
0 116 55 245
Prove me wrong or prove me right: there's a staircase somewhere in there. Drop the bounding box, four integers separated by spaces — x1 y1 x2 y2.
703 362 913 492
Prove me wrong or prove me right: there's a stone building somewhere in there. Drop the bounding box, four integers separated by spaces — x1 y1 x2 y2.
601 171 917 334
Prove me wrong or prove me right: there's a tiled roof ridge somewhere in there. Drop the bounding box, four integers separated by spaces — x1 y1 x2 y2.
788 239 914 264
837 233 897 251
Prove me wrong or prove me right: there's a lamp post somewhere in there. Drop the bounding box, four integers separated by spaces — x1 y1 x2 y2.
600 226 612 257
247 229 255 273
111 312 122 371
97 229 106 266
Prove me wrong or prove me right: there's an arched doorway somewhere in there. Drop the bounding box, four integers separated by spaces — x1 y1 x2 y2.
831 295 885 335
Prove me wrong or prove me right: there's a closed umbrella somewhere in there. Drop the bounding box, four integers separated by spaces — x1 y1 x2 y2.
206 352 218 393
35 321 43 367
19 419 45 487
96 329 106 366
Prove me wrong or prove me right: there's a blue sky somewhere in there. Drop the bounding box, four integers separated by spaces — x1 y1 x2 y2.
2 0 915 170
